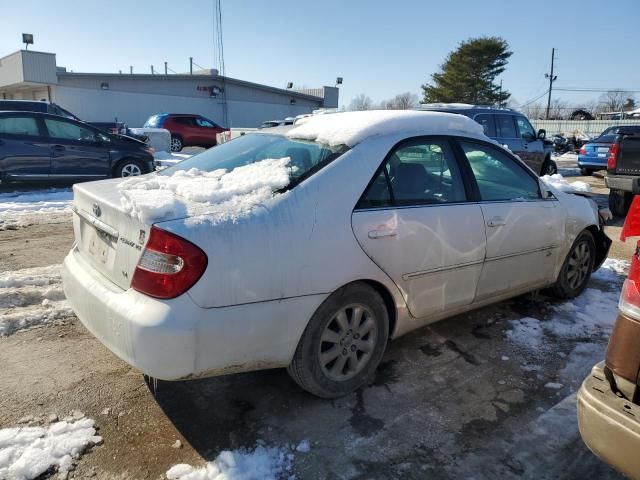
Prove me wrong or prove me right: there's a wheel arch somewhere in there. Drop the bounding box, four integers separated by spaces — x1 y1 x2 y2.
585 224 612 272
112 157 143 177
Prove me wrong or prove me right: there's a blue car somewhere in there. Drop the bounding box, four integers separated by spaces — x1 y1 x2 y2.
578 125 640 175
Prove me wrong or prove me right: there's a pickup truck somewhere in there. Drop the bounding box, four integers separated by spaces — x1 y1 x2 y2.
605 129 640 217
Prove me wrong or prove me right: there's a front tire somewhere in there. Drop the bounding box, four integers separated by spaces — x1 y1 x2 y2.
115 159 144 178
609 189 633 217
550 230 595 299
287 283 389 398
170 136 183 152
542 158 558 176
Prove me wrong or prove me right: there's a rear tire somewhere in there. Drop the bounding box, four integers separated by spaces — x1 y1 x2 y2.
550 230 595 299
287 283 389 398
115 159 144 178
609 189 633 217
580 168 593 176
170 136 183 152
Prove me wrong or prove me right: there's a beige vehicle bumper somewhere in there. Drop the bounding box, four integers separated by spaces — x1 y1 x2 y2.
577 362 640 479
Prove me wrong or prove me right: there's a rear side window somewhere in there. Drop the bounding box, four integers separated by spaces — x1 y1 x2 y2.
460 141 540 201
474 114 496 137
495 115 517 138
0 116 40 136
44 118 98 143
196 118 215 128
357 139 466 208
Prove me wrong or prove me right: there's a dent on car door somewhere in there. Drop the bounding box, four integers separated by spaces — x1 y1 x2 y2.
351 137 486 320
0 115 50 179
457 140 564 300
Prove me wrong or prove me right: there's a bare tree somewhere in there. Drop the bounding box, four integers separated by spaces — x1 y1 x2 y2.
599 90 627 112
348 94 373 111
520 103 545 120
381 92 419 110
548 99 568 120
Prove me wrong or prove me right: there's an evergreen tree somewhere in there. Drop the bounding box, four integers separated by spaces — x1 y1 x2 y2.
422 37 512 105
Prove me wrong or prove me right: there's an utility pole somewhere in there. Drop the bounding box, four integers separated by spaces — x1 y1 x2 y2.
499 79 503 108
164 62 168 75
545 48 557 120
189 57 193 75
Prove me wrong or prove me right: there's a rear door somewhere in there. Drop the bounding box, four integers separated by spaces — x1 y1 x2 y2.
0 114 51 179
473 113 497 140
351 136 486 319
195 117 220 146
455 139 564 300
43 117 111 178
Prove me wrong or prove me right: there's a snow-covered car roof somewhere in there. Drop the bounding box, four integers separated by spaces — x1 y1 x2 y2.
286 110 485 147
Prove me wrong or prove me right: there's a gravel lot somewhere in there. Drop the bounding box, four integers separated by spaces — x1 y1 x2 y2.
0 154 629 479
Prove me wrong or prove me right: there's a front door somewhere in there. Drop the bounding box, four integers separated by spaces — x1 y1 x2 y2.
456 140 564 300
514 116 545 174
43 117 110 178
495 114 537 172
0 114 50 179
351 137 486 319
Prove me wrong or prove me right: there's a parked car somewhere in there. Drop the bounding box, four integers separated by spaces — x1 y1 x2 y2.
577 196 640 479
258 117 296 129
0 99 130 136
62 111 610 398
419 104 557 176
579 126 640 176
0 111 155 182
143 113 228 152
605 128 640 216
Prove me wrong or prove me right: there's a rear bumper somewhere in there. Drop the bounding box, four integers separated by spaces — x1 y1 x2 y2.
577 362 640 479
62 247 323 380
577 155 606 168
605 174 640 194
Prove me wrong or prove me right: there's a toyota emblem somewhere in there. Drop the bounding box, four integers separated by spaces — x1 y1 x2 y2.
92 203 102 217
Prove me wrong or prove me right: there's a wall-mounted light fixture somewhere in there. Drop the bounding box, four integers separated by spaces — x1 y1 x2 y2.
290 98 296 105
100 82 109 90
286 82 293 89
335 77 343 87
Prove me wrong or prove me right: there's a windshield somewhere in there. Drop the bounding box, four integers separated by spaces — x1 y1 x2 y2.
161 133 349 188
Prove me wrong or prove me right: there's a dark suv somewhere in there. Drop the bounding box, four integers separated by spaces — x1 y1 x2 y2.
144 113 228 152
0 111 155 182
419 104 556 176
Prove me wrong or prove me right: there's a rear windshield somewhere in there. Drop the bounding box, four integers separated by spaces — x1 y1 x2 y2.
160 133 348 188
592 134 616 144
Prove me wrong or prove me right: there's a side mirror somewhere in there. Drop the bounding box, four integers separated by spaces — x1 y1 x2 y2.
537 129 546 140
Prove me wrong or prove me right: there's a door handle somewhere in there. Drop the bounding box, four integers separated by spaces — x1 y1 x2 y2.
368 229 397 239
486 216 506 227
523 143 529 149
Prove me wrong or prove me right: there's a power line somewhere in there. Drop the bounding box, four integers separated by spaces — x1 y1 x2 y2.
520 89 550 107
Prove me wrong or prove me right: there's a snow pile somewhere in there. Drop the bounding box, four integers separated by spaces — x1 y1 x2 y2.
541 174 592 193
166 441 309 480
287 110 484 147
0 265 72 336
507 259 627 352
0 188 72 230
118 157 293 224
0 418 101 480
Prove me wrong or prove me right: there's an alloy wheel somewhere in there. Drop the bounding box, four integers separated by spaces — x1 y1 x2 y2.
318 304 378 381
171 138 182 151
121 164 142 177
566 240 591 290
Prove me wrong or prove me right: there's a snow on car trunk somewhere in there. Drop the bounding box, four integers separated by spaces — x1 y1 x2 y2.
70 158 293 290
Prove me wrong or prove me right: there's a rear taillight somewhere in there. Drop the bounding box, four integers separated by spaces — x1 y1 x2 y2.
131 226 207 299
608 143 619 170
579 146 586 155
621 196 640 241
619 241 640 319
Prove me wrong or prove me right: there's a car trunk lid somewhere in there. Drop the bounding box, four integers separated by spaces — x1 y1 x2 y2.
72 179 151 290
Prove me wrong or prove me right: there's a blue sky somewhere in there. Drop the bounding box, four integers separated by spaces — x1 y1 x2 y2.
3 0 639 108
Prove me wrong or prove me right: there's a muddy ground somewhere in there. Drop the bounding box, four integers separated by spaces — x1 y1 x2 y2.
0 162 630 479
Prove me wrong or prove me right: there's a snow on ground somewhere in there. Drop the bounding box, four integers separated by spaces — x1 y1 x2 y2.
287 110 484 147
507 258 627 353
0 265 72 336
541 173 592 193
0 188 72 230
0 416 101 480
118 157 293 225
166 441 309 480
154 151 193 169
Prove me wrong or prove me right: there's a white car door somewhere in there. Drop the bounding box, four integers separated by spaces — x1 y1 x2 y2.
456 140 565 300
351 137 486 319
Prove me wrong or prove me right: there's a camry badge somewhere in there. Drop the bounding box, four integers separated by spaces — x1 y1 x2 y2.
139 229 146 245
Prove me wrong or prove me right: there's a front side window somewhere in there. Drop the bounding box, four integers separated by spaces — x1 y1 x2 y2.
0 116 40 136
474 114 496 137
161 133 348 188
44 118 98 142
515 117 536 140
357 139 466 208
460 141 540 201
495 115 517 138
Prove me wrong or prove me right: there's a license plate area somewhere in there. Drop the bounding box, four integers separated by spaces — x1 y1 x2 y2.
597 147 609 157
79 219 117 268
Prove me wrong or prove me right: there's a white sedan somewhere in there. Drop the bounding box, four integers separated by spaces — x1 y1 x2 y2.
62 111 611 398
